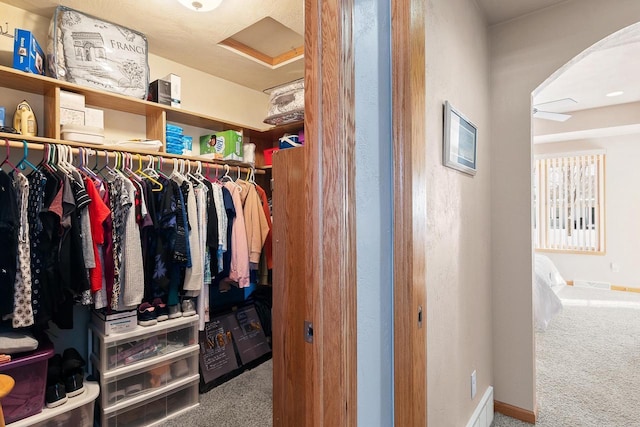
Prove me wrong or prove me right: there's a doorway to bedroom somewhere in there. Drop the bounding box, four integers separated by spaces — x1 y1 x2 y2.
530 22 640 424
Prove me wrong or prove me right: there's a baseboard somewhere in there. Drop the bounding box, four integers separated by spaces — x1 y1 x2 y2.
465 386 494 427
568 280 640 294
494 400 536 424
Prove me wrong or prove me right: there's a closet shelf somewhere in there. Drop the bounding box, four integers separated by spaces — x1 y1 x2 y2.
0 134 264 174
0 65 263 132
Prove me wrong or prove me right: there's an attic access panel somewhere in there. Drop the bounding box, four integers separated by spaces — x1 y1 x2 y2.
219 16 304 68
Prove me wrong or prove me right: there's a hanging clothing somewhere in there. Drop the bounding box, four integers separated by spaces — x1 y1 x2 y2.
181 179 203 297
237 180 269 268
0 170 20 319
223 181 250 288
27 170 47 325
11 172 34 328
120 178 145 309
255 184 273 270
85 178 111 294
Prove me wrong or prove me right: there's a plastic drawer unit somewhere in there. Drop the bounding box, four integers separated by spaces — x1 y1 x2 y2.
91 348 198 410
89 316 199 372
99 379 199 427
89 315 200 427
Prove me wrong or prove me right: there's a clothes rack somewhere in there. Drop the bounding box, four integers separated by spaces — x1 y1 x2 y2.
0 136 262 176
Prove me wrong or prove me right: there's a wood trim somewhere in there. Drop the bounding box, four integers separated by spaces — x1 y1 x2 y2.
219 38 304 67
303 0 321 423
392 0 427 425
273 46 305 65
219 38 274 65
611 285 640 293
301 0 356 424
494 400 537 424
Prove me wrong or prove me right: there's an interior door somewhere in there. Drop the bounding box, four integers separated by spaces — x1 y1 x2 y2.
272 147 309 426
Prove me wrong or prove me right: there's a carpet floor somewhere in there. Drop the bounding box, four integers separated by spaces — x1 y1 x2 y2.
164 359 273 427
493 286 640 427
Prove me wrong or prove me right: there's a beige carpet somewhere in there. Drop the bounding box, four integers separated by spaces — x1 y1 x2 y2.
164 359 272 427
493 286 640 426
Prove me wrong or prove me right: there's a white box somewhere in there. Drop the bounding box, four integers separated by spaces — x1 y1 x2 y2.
60 90 85 110
162 73 181 108
91 309 137 336
84 107 104 128
61 124 105 145
60 107 85 126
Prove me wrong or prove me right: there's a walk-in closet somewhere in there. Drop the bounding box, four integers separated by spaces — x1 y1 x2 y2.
0 1 307 425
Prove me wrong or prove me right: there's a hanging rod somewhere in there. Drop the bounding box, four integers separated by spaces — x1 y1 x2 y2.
0 133 263 175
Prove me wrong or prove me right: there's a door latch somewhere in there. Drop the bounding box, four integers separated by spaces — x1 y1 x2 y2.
304 321 313 343
418 306 423 328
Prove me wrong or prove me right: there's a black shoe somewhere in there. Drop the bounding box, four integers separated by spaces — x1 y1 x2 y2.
46 354 68 408
152 298 169 322
137 302 158 326
64 371 84 397
45 382 68 408
62 348 86 397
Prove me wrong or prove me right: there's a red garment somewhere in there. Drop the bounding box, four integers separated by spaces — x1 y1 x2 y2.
255 185 273 269
85 178 111 293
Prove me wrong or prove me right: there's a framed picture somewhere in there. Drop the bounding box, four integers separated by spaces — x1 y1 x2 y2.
443 101 478 176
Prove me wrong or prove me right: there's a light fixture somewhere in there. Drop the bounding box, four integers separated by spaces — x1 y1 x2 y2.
606 90 624 97
177 0 222 12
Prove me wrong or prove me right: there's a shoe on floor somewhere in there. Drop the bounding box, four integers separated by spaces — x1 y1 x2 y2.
138 302 158 326
181 298 196 317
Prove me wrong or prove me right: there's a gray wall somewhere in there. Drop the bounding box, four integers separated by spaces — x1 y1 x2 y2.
354 0 394 425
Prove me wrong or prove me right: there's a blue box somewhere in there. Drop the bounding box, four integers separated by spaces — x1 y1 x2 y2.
13 29 45 75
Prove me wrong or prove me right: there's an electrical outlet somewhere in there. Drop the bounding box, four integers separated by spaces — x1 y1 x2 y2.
471 370 477 399
611 262 621 273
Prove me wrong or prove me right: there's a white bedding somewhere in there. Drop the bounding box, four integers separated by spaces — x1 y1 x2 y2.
534 254 565 331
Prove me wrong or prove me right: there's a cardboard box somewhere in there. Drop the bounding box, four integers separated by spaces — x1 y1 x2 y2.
162 73 181 108
84 107 104 128
60 90 86 110
148 79 171 105
60 107 85 126
12 29 45 75
91 309 137 336
200 130 243 161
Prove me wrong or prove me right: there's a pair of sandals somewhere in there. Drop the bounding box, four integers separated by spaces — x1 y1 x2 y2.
45 348 85 408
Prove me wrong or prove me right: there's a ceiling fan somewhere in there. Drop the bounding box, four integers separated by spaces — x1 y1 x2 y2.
532 97 577 122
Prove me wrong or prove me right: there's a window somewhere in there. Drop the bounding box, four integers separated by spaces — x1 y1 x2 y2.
533 153 605 253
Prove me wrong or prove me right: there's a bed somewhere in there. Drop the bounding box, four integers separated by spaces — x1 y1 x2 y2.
534 254 566 331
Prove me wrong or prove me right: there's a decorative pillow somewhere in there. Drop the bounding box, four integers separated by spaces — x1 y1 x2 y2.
0 332 38 354
47 6 149 99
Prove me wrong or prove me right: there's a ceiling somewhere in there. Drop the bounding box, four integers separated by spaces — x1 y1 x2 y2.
476 0 567 26
3 0 304 93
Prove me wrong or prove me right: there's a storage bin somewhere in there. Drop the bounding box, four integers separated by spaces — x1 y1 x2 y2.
100 379 199 427
92 349 198 411
0 342 54 424
8 381 100 427
90 316 198 373
279 134 302 150
263 147 278 166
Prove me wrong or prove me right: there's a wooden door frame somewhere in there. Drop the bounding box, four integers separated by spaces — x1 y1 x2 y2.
304 0 357 425
302 0 427 425
392 0 428 426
